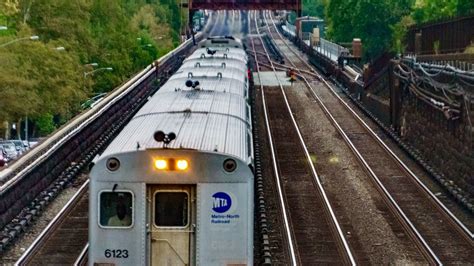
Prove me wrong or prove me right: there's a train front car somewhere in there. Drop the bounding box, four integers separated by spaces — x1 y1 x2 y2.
89 38 254 266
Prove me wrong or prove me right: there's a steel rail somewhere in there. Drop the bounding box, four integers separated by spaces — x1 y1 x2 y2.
15 180 89 265
210 11 226 36
248 11 297 265
74 243 89 266
267 11 473 241
263 12 441 264
266 11 474 264
274 43 440 265
254 11 355 265
208 11 220 36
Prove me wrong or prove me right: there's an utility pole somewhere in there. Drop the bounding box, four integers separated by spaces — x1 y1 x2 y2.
25 116 29 147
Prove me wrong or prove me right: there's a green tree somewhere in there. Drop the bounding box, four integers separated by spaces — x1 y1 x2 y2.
131 5 173 54
412 0 457 23
1 26 87 120
326 0 413 60
303 0 326 18
0 50 39 122
391 15 415 54
0 0 182 138
35 113 56 135
457 0 474 16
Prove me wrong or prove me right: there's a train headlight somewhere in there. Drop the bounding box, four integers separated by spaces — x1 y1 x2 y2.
155 159 167 170
176 159 188 170
154 158 188 171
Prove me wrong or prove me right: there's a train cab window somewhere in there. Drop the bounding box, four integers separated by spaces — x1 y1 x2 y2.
155 192 188 227
99 191 133 228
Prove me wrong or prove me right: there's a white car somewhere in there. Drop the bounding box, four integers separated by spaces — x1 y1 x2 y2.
1 142 17 160
0 147 7 169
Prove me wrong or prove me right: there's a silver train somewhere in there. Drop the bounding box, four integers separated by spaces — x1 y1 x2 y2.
89 36 254 265
198 35 244 49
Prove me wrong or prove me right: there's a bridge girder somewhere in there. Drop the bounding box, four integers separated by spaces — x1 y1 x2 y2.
188 0 301 16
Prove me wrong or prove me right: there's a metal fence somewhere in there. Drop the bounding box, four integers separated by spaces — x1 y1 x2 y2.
404 53 474 71
406 15 474 55
285 21 296 34
314 38 349 62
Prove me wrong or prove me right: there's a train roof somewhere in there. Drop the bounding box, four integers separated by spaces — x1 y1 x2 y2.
186 48 247 64
157 77 247 97
102 90 251 161
171 67 246 83
198 36 244 49
192 47 247 57
136 90 247 117
181 58 247 72
206 35 239 41
99 45 251 163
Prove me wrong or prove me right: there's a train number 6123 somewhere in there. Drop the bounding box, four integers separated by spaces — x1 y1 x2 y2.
104 249 129 258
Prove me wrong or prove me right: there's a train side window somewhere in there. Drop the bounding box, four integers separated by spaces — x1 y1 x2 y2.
99 191 133 228
155 192 188 227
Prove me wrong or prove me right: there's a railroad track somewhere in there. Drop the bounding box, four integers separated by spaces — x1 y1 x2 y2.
264 11 473 264
250 11 355 265
15 181 89 266
246 16 271 72
246 12 289 265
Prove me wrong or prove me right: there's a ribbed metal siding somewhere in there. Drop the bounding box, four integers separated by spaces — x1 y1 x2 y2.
154 78 246 97
102 44 250 161
172 67 246 81
186 51 247 63
104 113 248 160
182 58 247 70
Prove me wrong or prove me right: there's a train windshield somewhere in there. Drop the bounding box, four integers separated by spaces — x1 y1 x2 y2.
211 40 229 44
155 192 188 227
99 191 133 228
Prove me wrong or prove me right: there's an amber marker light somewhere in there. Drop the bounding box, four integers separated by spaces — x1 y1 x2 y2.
176 159 189 170
155 159 167 170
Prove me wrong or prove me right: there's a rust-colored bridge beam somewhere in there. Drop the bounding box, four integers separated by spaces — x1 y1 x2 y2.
189 0 301 16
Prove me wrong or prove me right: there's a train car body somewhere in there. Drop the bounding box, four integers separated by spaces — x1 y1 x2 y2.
89 38 253 266
199 36 244 49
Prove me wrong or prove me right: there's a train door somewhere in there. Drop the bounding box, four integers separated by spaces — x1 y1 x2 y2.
148 185 195 266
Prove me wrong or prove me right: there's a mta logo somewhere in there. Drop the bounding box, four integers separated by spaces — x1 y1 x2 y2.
212 192 232 213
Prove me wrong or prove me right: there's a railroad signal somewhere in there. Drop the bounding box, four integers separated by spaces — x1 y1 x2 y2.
288 68 296 84
185 79 200 89
154 131 176 147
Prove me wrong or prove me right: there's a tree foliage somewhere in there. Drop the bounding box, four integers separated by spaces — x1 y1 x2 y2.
0 0 182 137
411 0 474 22
35 113 56 135
325 0 413 60
322 0 472 60
302 0 326 18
